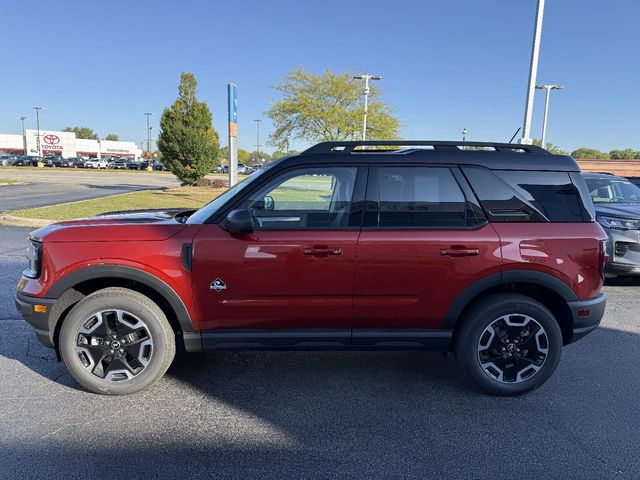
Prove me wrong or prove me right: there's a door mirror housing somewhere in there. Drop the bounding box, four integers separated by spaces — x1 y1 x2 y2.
225 209 254 235
263 195 274 211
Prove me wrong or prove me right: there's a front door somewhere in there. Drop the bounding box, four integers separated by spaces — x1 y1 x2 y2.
192 165 362 334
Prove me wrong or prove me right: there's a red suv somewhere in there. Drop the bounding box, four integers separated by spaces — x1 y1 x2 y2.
16 141 607 396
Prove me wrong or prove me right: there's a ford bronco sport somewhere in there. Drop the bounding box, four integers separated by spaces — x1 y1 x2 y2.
16 141 607 396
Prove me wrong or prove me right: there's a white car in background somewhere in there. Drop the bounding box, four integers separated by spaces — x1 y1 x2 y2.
84 159 109 169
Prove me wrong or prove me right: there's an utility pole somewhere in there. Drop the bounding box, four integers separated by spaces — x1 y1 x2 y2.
536 84 563 147
462 128 468 142
521 0 546 144
144 112 153 157
33 106 43 157
254 119 262 160
353 74 381 141
18 116 28 155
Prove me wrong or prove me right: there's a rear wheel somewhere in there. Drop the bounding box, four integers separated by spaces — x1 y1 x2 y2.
59 288 175 395
455 293 562 396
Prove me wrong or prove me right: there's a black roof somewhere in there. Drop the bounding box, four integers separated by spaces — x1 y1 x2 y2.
282 141 581 172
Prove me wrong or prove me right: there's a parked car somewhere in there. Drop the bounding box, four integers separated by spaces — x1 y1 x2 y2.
70 157 86 168
13 156 40 166
127 159 149 170
0 155 17 166
84 159 109 169
213 165 229 174
584 173 640 277
16 140 607 396
112 159 128 170
151 160 164 171
52 157 75 168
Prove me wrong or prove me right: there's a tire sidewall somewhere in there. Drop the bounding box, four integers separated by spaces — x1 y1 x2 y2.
457 297 563 396
60 291 173 395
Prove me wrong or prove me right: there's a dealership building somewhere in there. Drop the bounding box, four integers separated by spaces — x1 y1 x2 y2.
0 130 142 159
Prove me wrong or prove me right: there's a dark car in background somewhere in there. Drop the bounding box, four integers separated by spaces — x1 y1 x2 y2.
52 157 75 168
584 173 640 277
112 159 128 170
13 156 41 166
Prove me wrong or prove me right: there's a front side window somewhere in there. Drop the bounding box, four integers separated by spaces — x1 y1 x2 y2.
242 167 357 229
369 167 470 228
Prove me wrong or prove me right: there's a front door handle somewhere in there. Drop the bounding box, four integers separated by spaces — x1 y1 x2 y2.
440 247 479 257
303 246 343 256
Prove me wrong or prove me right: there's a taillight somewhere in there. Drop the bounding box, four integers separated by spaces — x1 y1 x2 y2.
599 240 609 281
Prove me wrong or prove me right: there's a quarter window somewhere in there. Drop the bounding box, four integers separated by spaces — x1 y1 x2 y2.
242 167 357 229
370 167 470 228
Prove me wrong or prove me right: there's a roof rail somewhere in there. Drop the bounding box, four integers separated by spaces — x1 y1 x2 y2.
302 140 549 155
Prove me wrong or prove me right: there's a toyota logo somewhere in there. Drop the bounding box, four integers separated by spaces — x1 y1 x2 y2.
43 134 60 145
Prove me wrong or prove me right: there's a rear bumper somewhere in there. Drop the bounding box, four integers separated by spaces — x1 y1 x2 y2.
567 293 606 343
15 292 56 347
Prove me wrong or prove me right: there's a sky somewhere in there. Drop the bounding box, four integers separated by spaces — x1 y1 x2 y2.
1 0 638 153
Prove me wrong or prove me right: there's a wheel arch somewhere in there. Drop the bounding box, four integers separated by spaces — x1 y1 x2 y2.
444 270 577 346
47 266 198 358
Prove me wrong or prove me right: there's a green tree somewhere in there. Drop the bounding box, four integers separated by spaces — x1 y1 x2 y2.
157 72 220 185
220 146 250 164
570 148 610 159
63 127 99 140
267 68 400 149
104 133 119 141
609 148 637 160
532 139 567 155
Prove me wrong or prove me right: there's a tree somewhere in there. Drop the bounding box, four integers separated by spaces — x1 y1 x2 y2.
63 127 99 140
532 139 567 155
609 148 637 160
157 72 220 185
570 148 610 159
220 146 250 164
267 68 400 149
104 133 119 141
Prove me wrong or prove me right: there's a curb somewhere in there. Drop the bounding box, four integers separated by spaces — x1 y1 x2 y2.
0 214 54 229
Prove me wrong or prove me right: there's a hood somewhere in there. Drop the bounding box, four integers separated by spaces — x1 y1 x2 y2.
594 203 640 219
30 209 193 243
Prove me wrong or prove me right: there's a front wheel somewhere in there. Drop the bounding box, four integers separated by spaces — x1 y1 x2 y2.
455 293 563 396
59 288 175 395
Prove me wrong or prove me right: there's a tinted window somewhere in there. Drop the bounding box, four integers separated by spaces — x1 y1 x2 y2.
463 167 587 222
370 167 468 228
242 167 357 229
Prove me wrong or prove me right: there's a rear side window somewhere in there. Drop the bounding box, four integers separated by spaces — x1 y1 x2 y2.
367 167 477 228
463 167 589 222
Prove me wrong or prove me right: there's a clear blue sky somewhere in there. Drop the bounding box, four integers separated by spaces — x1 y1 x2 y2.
1 0 638 153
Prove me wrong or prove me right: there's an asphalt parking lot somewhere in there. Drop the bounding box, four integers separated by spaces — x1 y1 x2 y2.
1 226 639 479
0 168 179 212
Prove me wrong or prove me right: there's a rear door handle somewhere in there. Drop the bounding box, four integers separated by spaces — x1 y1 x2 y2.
303 246 343 256
440 247 479 257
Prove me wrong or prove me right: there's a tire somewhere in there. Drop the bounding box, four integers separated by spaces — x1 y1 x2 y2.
454 293 563 396
59 287 176 395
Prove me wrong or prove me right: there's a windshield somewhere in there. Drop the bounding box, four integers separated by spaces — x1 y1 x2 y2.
585 177 640 204
186 167 272 224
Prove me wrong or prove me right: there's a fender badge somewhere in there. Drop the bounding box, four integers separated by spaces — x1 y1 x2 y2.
210 278 227 292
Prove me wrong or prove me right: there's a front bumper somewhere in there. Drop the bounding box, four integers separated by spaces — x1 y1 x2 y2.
567 293 606 343
15 292 56 347
603 228 640 276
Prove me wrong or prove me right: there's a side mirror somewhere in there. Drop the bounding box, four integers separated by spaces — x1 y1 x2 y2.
225 209 254 235
263 195 274 211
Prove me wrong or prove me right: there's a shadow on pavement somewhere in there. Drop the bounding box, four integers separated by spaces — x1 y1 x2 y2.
2 324 639 478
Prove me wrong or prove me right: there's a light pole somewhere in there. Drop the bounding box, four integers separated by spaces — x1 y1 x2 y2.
520 0 546 144
462 128 468 142
353 74 381 141
144 112 153 157
33 106 43 157
18 116 28 155
536 83 563 147
254 119 262 160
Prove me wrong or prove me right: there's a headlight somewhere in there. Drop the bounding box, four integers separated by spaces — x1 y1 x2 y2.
597 216 640 231
24 241 42 278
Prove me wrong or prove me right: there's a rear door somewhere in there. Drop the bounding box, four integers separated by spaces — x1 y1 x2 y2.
353 165 503 339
